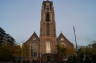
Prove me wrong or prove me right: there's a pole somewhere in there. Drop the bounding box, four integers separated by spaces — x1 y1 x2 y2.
73 26 78 51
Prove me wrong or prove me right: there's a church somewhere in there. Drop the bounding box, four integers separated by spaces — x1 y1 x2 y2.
23 0 75 61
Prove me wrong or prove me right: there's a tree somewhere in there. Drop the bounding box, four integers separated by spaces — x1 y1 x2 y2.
0 44 14 61
57 44 66 57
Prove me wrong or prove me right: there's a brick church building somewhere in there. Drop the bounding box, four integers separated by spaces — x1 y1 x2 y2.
23 0 75 61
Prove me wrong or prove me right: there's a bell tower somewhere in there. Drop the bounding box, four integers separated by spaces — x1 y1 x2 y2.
40 0 57 54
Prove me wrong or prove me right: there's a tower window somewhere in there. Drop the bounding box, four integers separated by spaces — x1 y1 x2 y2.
46 41 51 53
46 23 50 35
46 12 50 22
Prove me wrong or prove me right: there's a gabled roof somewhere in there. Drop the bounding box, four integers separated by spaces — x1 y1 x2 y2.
31 32 39 39
57 33 73 46
57 33 65 40
24 32 40 44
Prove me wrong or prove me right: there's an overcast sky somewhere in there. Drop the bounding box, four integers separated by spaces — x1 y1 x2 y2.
0 0 96 46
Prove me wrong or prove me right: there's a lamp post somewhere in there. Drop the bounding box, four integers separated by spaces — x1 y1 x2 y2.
73 26 78 54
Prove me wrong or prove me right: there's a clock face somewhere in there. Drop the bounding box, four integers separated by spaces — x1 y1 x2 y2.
61 38 64 41
46 3 50 6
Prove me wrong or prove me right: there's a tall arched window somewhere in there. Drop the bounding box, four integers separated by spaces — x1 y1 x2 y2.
46 12 50 22
46 41 51 53
46 23 50 35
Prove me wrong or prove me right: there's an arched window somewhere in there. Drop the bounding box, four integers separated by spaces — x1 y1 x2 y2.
46 23 50 35
46 12 50 22
46 41 51 53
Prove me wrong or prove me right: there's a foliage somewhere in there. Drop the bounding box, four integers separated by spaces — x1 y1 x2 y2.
78 46 96 56
12 44 21 57
0 44 14 61
57 44 66 57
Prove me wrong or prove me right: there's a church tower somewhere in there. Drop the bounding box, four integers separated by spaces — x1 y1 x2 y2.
40 0 57 54
23 0 75 61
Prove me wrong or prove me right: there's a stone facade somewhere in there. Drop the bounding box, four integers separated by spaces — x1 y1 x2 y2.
23 0 75 61
57 33 75 55
40 1 57 54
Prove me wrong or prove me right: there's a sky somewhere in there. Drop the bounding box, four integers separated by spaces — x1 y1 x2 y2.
0 0 96 46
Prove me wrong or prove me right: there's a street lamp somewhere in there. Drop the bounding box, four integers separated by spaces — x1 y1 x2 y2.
73 26 78 55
